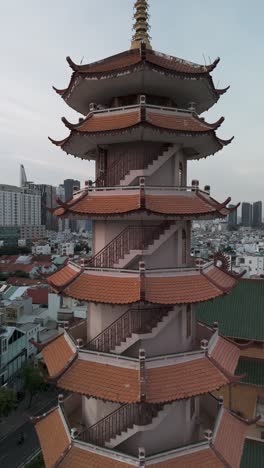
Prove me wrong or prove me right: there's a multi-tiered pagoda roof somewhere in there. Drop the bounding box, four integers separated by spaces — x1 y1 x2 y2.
34 2 250 468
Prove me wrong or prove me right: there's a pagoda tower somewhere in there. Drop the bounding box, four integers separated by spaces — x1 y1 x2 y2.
34 2 251 467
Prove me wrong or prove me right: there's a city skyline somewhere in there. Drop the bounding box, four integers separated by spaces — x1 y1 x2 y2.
1 0 264 206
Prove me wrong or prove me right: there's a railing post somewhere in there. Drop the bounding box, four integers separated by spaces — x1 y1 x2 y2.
138 447 146 467
139 349 146 402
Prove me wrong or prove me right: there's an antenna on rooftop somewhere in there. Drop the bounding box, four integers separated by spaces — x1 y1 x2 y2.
80 56 84 65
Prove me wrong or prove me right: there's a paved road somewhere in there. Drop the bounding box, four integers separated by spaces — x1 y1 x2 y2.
0 395 60 467
0 420 39 468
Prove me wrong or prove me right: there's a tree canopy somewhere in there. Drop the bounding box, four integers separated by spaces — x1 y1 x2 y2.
0 387 17 418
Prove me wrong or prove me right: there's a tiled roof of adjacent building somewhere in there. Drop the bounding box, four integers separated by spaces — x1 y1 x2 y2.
27 287 49 305
240 438 264 468
196 279 264 341
34 407 70 468
235 358 264 386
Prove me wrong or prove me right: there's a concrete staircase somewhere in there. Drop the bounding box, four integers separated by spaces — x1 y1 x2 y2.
105 404 170 449
113 222 180 269
111 308 175 354
119 144 176 186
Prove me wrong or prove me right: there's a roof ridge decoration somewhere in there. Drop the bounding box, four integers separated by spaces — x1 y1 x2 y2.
131 0 152 50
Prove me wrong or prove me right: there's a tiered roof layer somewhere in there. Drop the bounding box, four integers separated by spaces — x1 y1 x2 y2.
47 263 237 305
54 188 235 219
40 333 240 404
34 405 248 468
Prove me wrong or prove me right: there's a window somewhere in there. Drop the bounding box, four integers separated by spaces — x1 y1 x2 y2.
190 396 195 419
1 338 7 354
186 305 192 338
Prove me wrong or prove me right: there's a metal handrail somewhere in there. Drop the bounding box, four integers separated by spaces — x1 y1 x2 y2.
78 402 163 447
86 306 170 353
88 221 172 269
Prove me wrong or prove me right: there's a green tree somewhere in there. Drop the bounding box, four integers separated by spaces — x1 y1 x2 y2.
0 387 17 418
21 366 47 408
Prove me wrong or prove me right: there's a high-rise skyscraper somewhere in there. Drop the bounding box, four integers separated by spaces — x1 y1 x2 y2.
20 165 58 231
241 202 252 226
252 201 262 227
228 204 238 227
63 179 80 231
0 184 41 227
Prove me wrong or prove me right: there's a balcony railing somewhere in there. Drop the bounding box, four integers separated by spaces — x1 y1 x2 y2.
86 306 170 353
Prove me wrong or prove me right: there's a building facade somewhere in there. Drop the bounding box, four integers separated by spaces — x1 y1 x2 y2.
252 201 262 228
34 2 249 467
228 204 238 227
0 184 41 227
241 202 252 227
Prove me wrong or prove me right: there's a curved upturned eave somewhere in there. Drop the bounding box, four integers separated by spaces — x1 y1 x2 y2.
48 109 229 157
52 50 225 115
46 263 238 306
51 190 237 219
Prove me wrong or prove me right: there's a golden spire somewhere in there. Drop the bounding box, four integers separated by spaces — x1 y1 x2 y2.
131 0 152 50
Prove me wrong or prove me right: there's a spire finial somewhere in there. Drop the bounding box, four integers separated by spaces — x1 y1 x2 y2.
131 0 152 50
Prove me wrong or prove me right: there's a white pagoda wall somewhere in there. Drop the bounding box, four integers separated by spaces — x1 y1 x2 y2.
117 398 198 457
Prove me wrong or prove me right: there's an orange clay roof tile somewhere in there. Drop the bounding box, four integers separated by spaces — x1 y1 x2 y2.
145 275 223 304
47 267 237 305
65 274 141 304
147 448 224 467
210 337 240 375
54 356 228 404
68 48 216 75
48 264 80 288
53 192 230 218
58 360 140 403
78 110 141 132
42 334 75 378
34 408 70 468
75 109 214 134
146 358 228 403
145 195 216 215
213 410 248 468
60 446 135 468
204 266 237 290
64 194 140 215
145 50 217 74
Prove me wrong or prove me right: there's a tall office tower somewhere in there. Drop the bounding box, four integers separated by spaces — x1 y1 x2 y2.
252 201 262 227
0 184 41 227
241 202 252 226
33 184 58 231
228 204 238 227
34 2 249 467
63 179 80 231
